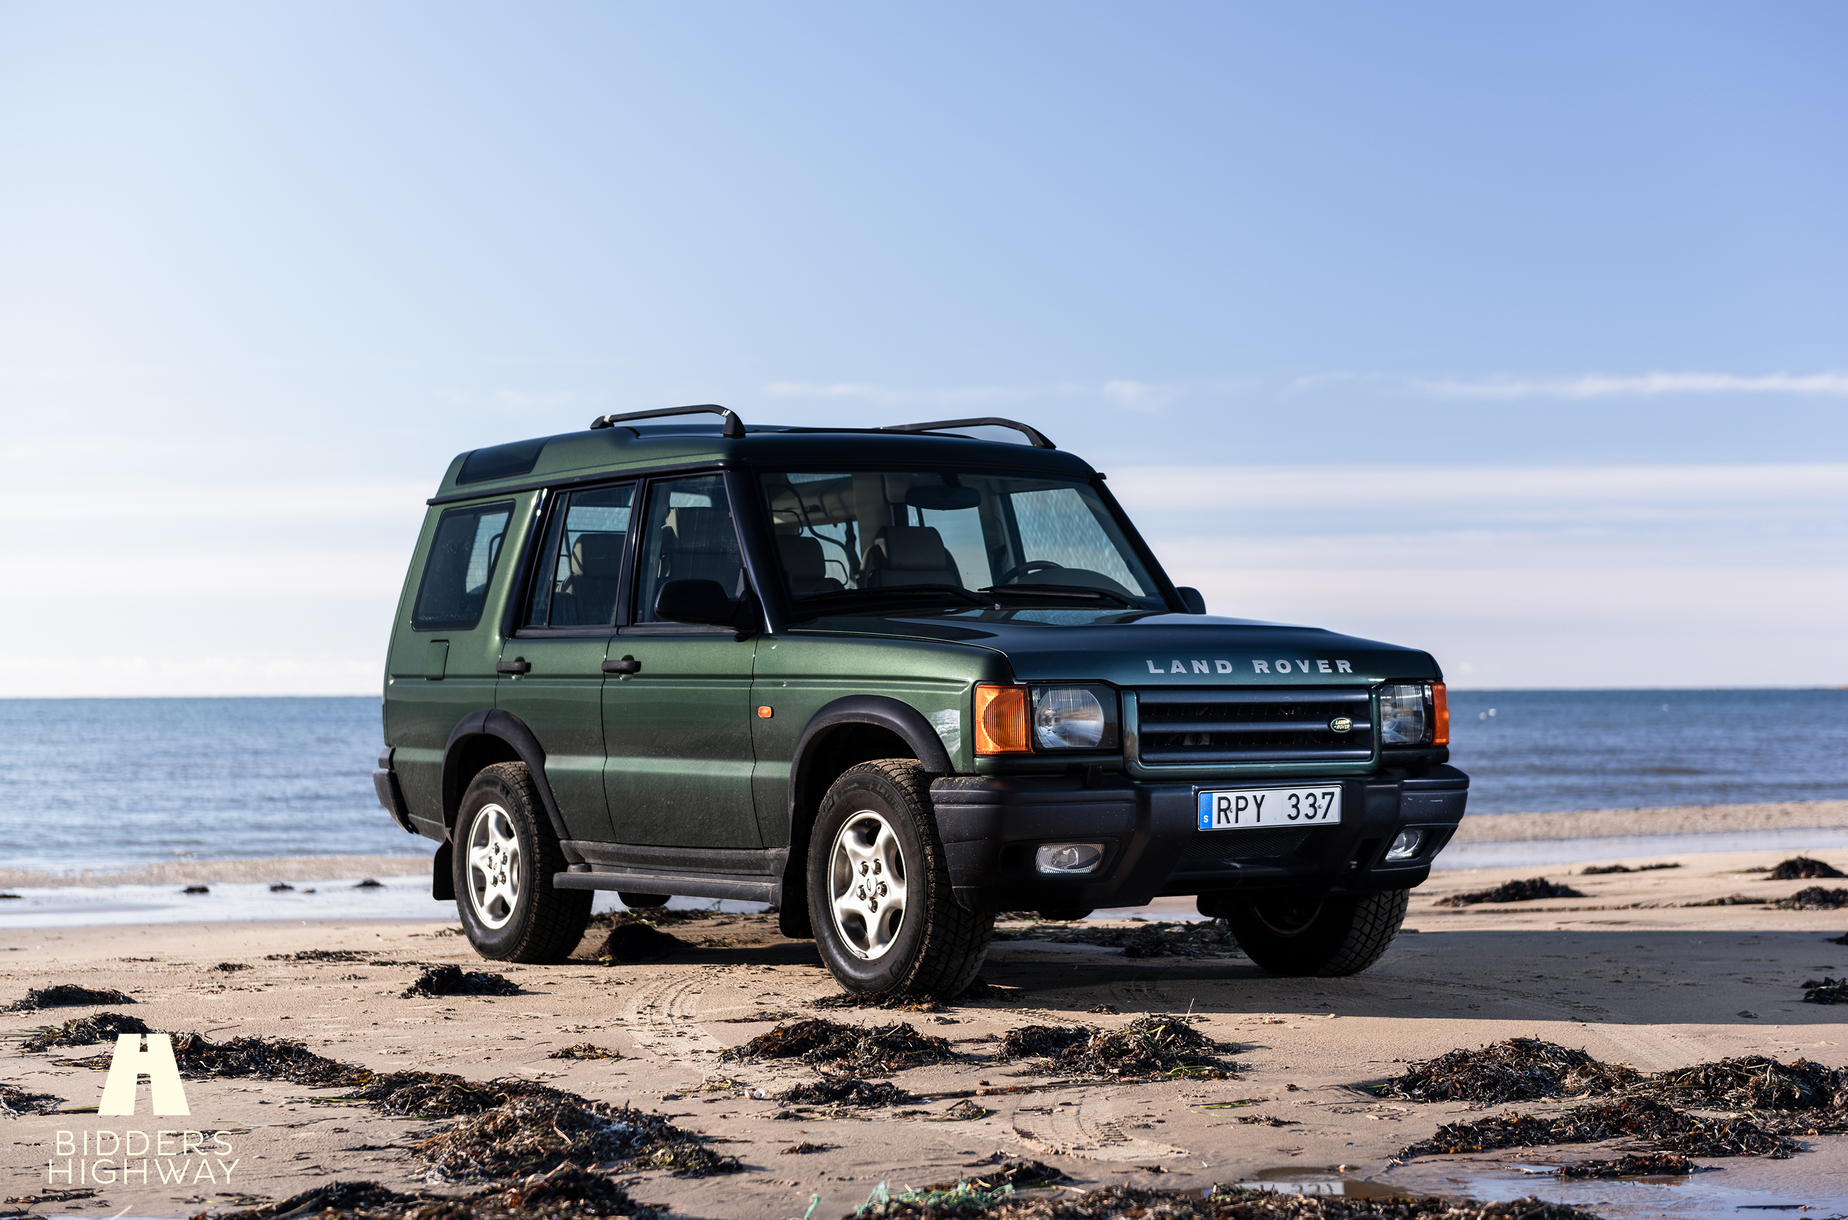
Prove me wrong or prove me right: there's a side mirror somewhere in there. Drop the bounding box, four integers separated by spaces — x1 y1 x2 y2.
1175 586 1207 615
654 579 742 627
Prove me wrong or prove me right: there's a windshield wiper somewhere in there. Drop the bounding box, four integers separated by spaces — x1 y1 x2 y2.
796 584 995 610
982 583 1138 608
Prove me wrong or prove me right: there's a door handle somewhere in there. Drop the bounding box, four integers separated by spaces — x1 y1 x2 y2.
602 655 641 674
496 659 532 674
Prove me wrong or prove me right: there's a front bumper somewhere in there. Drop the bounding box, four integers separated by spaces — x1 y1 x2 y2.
931 766 1468 913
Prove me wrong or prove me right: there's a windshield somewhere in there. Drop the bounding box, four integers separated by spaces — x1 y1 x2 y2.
758 470 1166 611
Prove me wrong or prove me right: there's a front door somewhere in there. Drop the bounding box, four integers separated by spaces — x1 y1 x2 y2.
495 484 634 844
602 473 761 848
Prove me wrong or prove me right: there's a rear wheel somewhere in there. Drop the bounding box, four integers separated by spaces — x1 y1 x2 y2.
807 760 992 997
1224 888 1409 977
453 762 592 963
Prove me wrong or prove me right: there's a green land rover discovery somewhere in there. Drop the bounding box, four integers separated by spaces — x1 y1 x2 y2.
374 406 1467 997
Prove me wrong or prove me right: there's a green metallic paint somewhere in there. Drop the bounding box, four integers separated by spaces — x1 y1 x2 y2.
601 629 761 848
495 636 617 843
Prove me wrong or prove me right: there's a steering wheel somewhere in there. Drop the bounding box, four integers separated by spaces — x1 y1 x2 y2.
997 560 1065 585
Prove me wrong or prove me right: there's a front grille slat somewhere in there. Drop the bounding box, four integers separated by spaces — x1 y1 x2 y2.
1134 686 1372 767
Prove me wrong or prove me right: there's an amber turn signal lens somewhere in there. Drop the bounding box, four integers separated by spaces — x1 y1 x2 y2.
974 684 1031 754
756 705 773 719
1431 683 1449 746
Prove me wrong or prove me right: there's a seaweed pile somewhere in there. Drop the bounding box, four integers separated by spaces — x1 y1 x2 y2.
1375 1038 1636 1105
546 1043 622 1060
851 1183 1599 1220
171 1031 361 1086
777 1075 916 1108
401 964 522 997
1554 1152 1691 1179
3 984 135 1012
1642 1055 1848 1114
1773 887 1848 911
0 1081 63 1117
1397 1095 1798 1161
812 991 946 1012
210 961 251 972
1579 863 1679 875
1803 978 1848 1005
1433 879 1586 907
19 1011 150 1053
718 1018 955 1074
999 1015 1239 1080
199 1163 664 1220
419 1093 738 1181
1768 856 1846 880
265 949 369 962
158 1031 733 1177
1680 894 1765 907
990 919 1238 959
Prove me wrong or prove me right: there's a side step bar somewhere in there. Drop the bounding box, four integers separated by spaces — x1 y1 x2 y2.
552 868 779 905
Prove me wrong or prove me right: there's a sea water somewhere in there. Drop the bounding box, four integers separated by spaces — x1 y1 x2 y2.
1 690 1845 875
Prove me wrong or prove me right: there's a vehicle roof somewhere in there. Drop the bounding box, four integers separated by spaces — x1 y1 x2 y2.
429 421 1098 502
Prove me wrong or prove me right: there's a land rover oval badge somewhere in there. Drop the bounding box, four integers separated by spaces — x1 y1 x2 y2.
1329 716 1353 734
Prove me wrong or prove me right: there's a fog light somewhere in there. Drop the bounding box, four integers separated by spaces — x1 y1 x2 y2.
1384 829 1422 861
1035 843 1106 875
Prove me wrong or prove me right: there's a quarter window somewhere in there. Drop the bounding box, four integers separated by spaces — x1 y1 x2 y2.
412 502 514 631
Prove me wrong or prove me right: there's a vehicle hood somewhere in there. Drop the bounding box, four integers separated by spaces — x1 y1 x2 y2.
792 609 1441 686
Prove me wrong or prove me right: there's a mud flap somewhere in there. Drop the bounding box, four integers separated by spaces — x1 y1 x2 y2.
433 841 455 901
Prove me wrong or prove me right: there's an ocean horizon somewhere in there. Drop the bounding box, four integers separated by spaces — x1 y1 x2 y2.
1 688 1843 875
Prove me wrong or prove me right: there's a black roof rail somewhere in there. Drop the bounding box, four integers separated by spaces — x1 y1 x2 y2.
589 404 745 439
877 417 1056 449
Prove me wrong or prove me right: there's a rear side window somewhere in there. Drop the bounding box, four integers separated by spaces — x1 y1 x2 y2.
412 502 514 630
525 485 634 628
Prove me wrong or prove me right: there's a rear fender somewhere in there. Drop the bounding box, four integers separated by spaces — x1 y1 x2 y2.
439 709 576 857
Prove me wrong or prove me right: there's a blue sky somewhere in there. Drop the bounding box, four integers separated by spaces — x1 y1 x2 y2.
1 2 1843 693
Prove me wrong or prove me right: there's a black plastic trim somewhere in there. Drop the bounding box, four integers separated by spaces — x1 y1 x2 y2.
552 867 778 903
440 709 577 857
372 746 416 834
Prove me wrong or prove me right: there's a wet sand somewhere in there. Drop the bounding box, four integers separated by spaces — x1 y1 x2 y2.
3 844 1847 1219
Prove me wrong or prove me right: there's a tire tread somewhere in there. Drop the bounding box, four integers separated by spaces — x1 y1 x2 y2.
816 759 992 998
463 763 592 964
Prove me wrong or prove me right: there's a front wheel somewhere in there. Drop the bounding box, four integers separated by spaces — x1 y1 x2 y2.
807 760 992 997
453 762 592 963
1224 888 1409 977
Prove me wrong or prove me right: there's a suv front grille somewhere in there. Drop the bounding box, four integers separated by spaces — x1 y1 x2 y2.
1132 687 1373 766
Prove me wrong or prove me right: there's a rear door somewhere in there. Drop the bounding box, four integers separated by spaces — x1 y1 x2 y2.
495 483 635 845
601 472 762 847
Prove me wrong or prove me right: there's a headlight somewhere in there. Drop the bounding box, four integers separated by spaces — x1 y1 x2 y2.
1379 683 1448 746
1032 687 1106 749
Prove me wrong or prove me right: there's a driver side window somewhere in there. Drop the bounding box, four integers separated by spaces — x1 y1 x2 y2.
634 475 743 623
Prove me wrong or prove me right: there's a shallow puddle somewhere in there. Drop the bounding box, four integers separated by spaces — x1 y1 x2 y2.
1239 1162 1848 1220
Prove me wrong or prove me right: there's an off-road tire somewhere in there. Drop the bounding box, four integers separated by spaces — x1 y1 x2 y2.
807 760 992 997
453 762 592 963
1224 887 1409 977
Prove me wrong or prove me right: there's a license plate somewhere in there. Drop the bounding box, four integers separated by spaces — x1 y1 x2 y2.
1196 785 1342 830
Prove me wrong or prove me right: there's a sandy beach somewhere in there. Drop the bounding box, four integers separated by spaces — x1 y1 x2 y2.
3 815 1847 1219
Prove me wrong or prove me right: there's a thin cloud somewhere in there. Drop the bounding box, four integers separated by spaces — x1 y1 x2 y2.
1397 371 1848 399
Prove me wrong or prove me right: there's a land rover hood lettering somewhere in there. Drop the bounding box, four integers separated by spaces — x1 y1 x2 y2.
1144 658 1353 675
